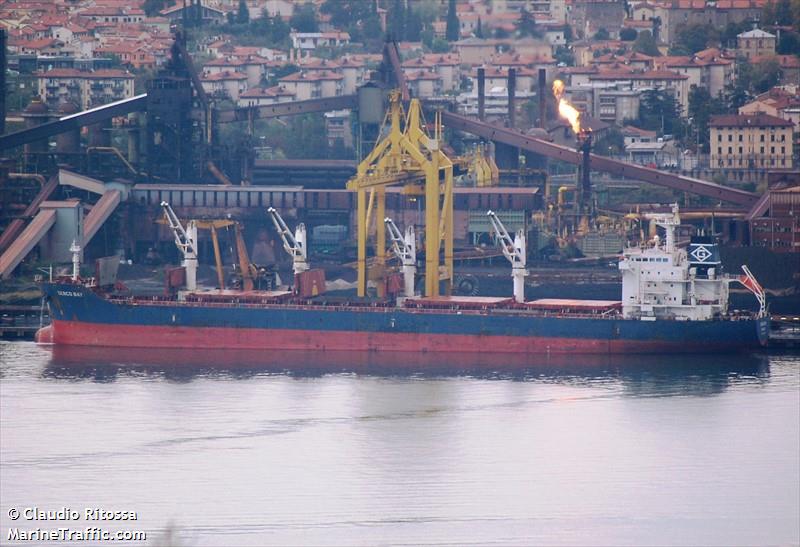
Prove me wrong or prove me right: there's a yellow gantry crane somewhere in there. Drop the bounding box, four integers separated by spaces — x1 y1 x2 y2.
346 91 454 297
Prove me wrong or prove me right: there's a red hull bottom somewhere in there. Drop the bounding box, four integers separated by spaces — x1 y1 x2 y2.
41 320 749 355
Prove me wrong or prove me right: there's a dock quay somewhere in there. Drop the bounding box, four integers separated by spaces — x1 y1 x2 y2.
0 305 48 340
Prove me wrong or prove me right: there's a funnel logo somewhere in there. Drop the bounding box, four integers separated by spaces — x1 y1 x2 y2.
690 244 712 262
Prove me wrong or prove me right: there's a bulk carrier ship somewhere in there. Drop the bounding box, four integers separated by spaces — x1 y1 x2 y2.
36 205 769 355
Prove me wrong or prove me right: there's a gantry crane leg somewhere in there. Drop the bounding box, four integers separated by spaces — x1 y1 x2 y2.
425 163 440 297
375 187 386 297
443 166 454 295
357 189 368 297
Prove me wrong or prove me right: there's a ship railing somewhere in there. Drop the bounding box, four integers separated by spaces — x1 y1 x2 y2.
104 295 632 320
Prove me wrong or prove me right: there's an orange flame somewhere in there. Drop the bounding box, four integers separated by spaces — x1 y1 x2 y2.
552 79 581 134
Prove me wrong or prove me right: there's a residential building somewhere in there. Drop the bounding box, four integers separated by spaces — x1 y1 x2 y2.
78 6 145 26
739 86 800 129
751 54 800 86
278 70 343 100
405 70 443 98
491 51 557 80
622 125 658 147
582 68 690 112
237 85 295 108
402 54 462 93
290 32 350 53
709 113 794 170
566 83 641 125
339 57 368 95
36 68 135 110
453 38 508 64
159 2 226 24
324 110 354 149
469 66 537 94
263 0 295 17
568 0 626 39
655 54 733 97
200 70 248 101
655 0 763 44
736 28 776 60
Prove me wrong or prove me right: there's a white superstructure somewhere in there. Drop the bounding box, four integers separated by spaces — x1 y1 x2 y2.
619 204 745 321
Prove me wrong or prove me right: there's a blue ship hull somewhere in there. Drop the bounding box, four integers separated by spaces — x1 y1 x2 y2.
38 283 769 354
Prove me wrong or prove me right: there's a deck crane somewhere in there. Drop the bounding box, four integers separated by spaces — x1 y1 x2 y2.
487 210 527 304
384 217 416 298
160 201 198 291
267 207 308 276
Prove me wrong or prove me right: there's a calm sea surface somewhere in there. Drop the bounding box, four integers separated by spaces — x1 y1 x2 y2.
1 341 798 546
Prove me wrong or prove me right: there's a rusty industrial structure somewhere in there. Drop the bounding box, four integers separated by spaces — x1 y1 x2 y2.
1 32 798 285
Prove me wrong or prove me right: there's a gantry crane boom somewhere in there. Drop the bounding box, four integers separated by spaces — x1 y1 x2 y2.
487 210 527 303
267 207 308 275
384 217 416 298
160 201 198 291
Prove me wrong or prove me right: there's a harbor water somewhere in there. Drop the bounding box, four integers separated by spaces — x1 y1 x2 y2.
1 341 798 546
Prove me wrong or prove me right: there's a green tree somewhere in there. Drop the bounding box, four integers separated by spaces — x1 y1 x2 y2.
554 45 574 65
792 0 800 31
751 58 782 92
389 0 406 41
517 8 540 37
762 0 777 25
446 0 460 41
414 0 439 30
724 74 751 111
143 0 167 16
430 38 450 52
320 0 382 47
269 14 291 44
237 0 249 24
777 30 800 53
593 128 625 156
619 27 637 41
637 89 683 136
720 20 752 48
776 0 793 24
672 23 719 54
475 17 484 38
594 27 610 40
290 3 318 32
633 29 660 56
405 8 423 41
687 86 726 152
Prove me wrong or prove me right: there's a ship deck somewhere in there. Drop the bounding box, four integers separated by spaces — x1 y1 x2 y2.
100 291 757 322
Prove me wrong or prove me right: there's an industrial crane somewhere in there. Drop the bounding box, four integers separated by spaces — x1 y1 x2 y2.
346 91 454 298
487 210 527 304
160 201 198 291
384 217 416 298
267 207 308 276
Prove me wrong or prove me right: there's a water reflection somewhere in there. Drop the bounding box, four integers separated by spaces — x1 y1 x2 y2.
44 345 770 397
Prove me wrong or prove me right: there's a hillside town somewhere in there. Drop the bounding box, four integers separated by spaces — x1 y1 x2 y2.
1 0 799 256
3 0 799 182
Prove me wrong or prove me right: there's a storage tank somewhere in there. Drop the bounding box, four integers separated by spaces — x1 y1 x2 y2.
21 97 51 157
55 100 81 157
